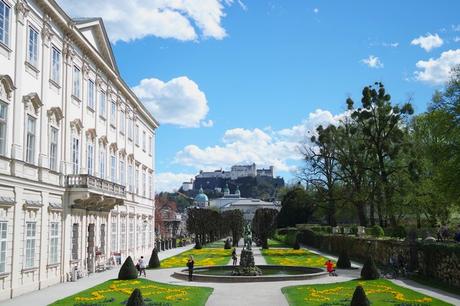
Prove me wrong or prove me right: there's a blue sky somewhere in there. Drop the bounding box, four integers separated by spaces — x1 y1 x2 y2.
60 0 460 191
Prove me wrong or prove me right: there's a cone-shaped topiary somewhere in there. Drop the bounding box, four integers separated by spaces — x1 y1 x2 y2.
224 239 231 249
148 248 160 268
126 288 145 306
360 256 380 280
350 285 370 306
293 239 300 250
336 249 351 269
194 240 202 249
118 256 138 280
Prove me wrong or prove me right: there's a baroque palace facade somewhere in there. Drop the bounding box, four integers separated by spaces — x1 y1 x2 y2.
0 0 158 300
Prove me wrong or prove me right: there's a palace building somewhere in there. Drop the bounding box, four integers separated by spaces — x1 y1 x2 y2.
0 0 158 300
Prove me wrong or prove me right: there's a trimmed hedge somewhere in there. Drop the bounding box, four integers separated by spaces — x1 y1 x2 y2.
118 256 138 280
336 249 351 269
148 248 160 269
126 288 145 306
350 285 370 306
361 256 380 280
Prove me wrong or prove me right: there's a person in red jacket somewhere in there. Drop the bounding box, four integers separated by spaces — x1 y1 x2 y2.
325 259 337 276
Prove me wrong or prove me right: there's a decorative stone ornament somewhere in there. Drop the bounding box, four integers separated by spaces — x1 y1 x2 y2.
86 128 97 141
70 119 83 134
15 0 30 23
0 75 16 101
47 107 64 125
23 93 43 115
41 15 54 46
98 135 108 146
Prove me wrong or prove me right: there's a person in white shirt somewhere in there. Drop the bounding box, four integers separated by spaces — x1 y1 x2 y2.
138 256 146 276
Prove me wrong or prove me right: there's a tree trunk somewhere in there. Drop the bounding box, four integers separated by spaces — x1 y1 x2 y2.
356 202 368 226
369 200 375 226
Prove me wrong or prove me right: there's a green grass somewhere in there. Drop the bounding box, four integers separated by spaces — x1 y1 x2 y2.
408 274 460 296
268 239 290 248
262 248 330 268
203 239 227 248
50 278 213 306
159 247 232 268
282 279 451 306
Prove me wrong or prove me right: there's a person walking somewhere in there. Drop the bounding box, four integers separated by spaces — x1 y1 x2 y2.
138 256 146 277
187 255 195 281
325 259 337 276
232 248 238 266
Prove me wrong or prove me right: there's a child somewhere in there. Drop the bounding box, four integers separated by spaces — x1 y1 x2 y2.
186 255 195 281
232 248 238 266
325 259 337 276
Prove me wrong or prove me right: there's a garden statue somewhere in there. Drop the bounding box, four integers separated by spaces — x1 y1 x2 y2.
243 224 252 250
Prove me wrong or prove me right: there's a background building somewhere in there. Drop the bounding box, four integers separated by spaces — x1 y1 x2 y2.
0 0 158 300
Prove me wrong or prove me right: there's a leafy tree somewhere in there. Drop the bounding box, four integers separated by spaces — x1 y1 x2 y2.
348 82 413 226
252 208 278 249
277 186 316 228
301 125 341 226
222 209 244 246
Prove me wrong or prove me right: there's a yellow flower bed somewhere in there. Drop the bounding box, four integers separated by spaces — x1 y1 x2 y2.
262 248 329 267
160 248 232 268
74 280 192 303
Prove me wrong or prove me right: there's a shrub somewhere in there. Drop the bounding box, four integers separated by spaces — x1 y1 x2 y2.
194 240 202 249
148 248 160 269
350 285 370 306
126 288 145 306
360 256 380 280
118 256 138 280
369 225 384 237
386 225 407 239
224 239 231 249
293 239 300 250
336 249 351 269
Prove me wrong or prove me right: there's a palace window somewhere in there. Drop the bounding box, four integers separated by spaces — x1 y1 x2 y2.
49 222 59 264
0 1 10 46
87 80 95 110
0 221 7 272
119 111 125 134
49 127 58 171
135 125 139 146
100 224 106 254
128 117 133 140
50 47 61 84
111 218 117 252
129 218 134 250
120 221 126 251
142 131 146 152
27 26 39 67
148 136 152 155
72 137 80 174
87 142 94 175
0 102 7 156
110 154 116 182
128 164 133 192
99 144 106 179
25 115 36 164
135 168 139 195
25 222 36 268
99 91 106 118
110 101 116 125
72 66 81 98
119 160 125 186
149 174 153 198
71 223 79 260
142 171 146 197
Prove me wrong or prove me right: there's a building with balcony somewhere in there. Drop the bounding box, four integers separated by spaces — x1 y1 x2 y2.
0 0 158 300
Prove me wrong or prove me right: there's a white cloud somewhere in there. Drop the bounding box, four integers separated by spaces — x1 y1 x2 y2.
414 49 460 85
411 33 443 52
454 37 460 43
132 76 210 128
313 8 319 14
156 172 196 192
382 42 399 48
201 120 214 128
174 109 346 173
452 25 460 32
58 0 237 42
237 0 248 11
361 55 384 68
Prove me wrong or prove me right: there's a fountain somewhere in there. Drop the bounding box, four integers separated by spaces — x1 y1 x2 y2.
172 224 327 282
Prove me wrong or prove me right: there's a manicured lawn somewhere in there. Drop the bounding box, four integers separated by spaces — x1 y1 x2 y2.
203 239 227 248
262 248 330 268
282 279 451 306
50 278 213 306
159 247 232 268
268 239 290 248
